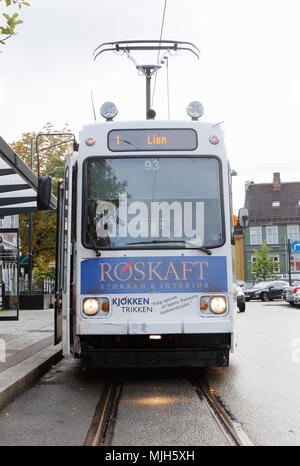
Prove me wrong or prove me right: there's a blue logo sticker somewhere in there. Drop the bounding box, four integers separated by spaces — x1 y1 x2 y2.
81 256 227 295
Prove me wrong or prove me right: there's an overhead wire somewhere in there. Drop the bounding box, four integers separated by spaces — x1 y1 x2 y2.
150 0 168 203
166 55 170 119
151 0 168 108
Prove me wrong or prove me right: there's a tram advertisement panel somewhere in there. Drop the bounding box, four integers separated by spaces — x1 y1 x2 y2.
81 256 227 295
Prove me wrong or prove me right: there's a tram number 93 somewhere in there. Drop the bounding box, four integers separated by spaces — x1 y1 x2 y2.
144 160 160 171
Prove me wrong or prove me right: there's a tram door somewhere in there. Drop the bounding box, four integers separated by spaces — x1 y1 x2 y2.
0 229 19 321
54 182 64 344
54 158 72 356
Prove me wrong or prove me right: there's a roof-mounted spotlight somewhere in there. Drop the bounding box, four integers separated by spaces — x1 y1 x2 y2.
100 101 118 121
147 108 156 120
186 101 204 120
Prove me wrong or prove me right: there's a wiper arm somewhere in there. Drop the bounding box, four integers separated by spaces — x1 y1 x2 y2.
128 240 183 245
127 240 212 255
86 230 101 257
184 238 212 255
192 246 212 255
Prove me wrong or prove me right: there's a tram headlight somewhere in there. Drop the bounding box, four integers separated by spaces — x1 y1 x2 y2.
210 296 227 314
100 101 118 121
83 298 100 316
186 101 204 120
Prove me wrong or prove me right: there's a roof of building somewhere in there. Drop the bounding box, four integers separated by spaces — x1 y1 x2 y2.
245 175 300 223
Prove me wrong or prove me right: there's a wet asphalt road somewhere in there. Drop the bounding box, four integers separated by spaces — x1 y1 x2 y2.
0 300 300 445
0 359 105 446
206 300 300 446
110 375 231 446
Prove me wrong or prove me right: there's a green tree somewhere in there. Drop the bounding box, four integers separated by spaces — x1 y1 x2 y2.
250 240 279 282
0 0 30 46
10 122 72 184
32 255 55 290
10 123 73 275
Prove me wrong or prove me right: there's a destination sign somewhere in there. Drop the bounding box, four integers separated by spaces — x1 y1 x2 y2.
108 129 197 152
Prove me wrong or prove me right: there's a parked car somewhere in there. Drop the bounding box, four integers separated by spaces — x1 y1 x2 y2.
236 280 245 289
240 282 254 290
282 280 300 306
244 280 289 302
233 281 246 312
294 290 300 307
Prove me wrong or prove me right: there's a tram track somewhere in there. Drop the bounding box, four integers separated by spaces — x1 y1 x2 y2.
84 371 253 447
191 376 253 446
84 379 122 446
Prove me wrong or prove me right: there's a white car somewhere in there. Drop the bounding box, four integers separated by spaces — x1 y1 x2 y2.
294 290 300 306
283 281 300 306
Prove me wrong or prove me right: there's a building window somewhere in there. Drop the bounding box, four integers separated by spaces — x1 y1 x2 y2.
10 216 14 228
272 254 280 272
291 254 300 272
287 224 300 243
266 225 278 244
250 227 262 245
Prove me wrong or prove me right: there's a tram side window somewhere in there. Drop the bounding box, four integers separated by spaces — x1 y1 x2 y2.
55 184 64 292
228 163 234 244
63 167 69 292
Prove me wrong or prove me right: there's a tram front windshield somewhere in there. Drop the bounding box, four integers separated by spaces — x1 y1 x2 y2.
83 157 224 249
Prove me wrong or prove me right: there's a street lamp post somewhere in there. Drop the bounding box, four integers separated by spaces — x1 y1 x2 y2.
28 138 34 295
287 239 292 286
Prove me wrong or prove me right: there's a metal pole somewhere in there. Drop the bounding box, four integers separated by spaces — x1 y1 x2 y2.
28 138 34 295
145 67 151 119
288 239 292 285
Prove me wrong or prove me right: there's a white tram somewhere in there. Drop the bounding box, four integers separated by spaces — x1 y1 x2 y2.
51 41 249 367
53 108 248 367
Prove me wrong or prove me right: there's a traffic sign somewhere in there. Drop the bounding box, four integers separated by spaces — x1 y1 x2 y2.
291 241 300 252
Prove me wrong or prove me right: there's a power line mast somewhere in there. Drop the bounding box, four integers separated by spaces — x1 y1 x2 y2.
93 40 200 120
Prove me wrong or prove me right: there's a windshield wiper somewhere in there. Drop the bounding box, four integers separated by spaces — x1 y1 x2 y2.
86 230 101 257
191 246 212 255
127 240 212 255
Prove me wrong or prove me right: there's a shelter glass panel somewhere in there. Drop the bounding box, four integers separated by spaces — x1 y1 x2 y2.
0 229 19 320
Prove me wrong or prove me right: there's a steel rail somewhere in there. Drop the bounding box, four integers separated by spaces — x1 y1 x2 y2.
85 373 252 446
192 377 253 446
84 379 122 446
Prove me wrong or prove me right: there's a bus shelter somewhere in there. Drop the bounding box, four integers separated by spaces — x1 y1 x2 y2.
0 136 56 320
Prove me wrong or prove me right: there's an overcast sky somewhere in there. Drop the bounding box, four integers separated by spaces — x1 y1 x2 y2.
1 0 300 212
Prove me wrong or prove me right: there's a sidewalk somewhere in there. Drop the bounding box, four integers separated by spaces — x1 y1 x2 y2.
0 309 62 412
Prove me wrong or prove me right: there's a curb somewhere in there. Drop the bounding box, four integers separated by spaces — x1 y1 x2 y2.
0 345 62 413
